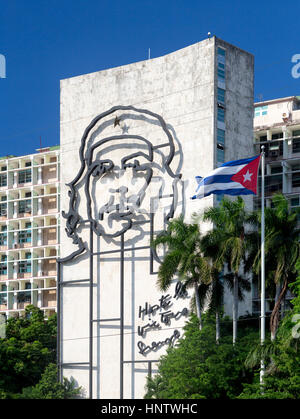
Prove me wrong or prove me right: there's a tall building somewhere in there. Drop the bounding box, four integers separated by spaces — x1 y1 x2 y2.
59 36 254 399
253 95 300 313
0 147 60 320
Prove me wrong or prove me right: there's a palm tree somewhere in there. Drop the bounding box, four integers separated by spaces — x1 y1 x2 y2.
151 216 212 330
252 194 300 341
202 196 253 344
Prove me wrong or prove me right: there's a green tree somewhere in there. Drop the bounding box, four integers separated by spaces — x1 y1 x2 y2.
18 363 81 399
253 194 300 341
0 305 56 395
202 197 253 344
145 314 257 399
151 216 212 329
240 260 300 399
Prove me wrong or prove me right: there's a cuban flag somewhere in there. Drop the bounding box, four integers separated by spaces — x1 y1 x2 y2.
192 155 261 199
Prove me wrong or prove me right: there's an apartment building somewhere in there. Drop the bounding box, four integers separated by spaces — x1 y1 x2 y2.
253 95 300 313
0 146 60 320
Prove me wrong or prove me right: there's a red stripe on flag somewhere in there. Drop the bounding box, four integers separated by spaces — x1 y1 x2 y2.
231 155 261 194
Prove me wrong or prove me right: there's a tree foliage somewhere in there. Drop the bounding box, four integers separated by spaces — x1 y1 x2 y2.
145 314 257 399
0 305 80 399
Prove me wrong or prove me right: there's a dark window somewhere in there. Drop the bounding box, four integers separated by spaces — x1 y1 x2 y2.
0 203 7 216
17 291 31 303
217 148 225 163
263 175 282 194
18 169 31 184
217 107 225 122
271 133 283 140
18 229 31 244
292 173 300 188
18 260 31 274
293 138 300 153
217 88 225 104
0 231 7 246
217 129 225 145
291 197 299 207
270 166 282 174
0 263 7 275
0 174 7 187
19 199 31 214
217 47 226 57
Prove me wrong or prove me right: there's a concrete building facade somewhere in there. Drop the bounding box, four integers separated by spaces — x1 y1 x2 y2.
0 147 60 320
253 95 300 313
59 37 254 399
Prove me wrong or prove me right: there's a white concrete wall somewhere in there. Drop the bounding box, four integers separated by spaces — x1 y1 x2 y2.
60 37 254 399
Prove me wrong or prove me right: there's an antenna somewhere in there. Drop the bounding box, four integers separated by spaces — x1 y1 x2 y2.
258 94 263 102
40 136 42 152
148 48 151 60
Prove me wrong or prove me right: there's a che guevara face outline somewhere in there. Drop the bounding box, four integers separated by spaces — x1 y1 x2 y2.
84 135 154 238
60 105 181 263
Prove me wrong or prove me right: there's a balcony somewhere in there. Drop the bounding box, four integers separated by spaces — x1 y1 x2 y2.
43 290 56 308
42 166 57 184
42 197 57 215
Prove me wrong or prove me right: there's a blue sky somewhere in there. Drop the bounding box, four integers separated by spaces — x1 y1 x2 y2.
1 0 300 157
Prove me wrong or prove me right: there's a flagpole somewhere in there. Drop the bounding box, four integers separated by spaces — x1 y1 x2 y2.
260 145 265 386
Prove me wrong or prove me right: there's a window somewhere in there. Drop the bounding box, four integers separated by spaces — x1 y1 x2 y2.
25 161 31 167
0 202 7 216
0 174 7 187
217 107 225 122
18 229 31 244
218 47 226 58
291 197 300 207
255 105 268 117
272 133 283 140
217 129 225 145
0 293 7 305
0 264 7 275
293 130 300 138
265 141 283 157
0 230 7 246
1 166 6 172
18 169 31 184
293 138 300 153
270 166 282 174
19 199 31 214
217 88 225 104
17 291 31 303
0 255 7 275
19 256 31 274
217 65 225 81
217 48 226 82
292 173 300 188
217 147 225 164
264 175 282 194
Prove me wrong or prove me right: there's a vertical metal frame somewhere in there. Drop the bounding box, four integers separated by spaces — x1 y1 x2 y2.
57 106 182 399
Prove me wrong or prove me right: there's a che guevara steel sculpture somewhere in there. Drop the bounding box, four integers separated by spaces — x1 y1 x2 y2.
59 105 182 263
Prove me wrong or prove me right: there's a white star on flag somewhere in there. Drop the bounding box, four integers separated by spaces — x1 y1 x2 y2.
243 170 253 183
